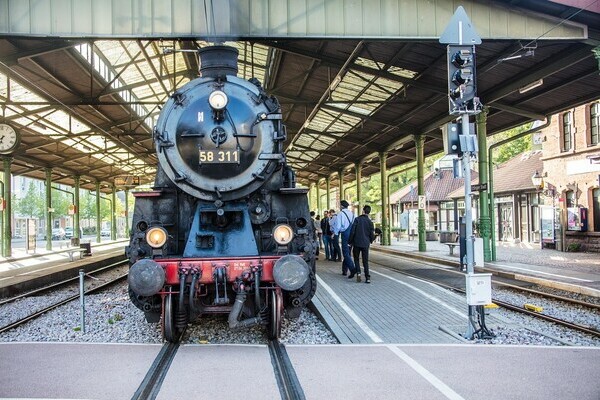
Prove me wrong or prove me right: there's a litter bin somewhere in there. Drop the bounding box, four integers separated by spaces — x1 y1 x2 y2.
80 242 92 256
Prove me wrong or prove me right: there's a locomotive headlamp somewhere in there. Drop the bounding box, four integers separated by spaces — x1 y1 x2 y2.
273 254 310 291
146 227 168 248
273 224 294 245
209 90 228 110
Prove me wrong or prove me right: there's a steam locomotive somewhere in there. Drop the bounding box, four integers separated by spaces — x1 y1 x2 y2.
126 45 317 342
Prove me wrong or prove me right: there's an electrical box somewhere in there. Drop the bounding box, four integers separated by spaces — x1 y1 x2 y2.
465 273 492 305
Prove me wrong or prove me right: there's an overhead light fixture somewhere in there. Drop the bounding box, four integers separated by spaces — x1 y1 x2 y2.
329 76 342 92
519 79 543 94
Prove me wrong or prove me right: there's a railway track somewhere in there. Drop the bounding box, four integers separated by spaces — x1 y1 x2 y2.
371 250 600 339
0 259 128 307
0 265 128 334
130 337 304 400
268 340 306 400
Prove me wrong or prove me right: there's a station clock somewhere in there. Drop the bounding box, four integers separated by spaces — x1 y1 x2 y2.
0 124 20 155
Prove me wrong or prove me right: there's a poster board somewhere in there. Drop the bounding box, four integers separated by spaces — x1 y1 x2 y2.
540 205 555 244
26 218 37 252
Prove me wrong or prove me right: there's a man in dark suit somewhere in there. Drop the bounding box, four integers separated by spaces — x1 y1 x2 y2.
349 205 375 283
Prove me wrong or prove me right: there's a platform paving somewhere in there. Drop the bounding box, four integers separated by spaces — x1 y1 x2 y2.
0 240 128 297
1 342 598 400
313 258 480 344
376 238 600 295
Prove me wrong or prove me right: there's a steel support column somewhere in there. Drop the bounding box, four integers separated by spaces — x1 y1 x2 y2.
0 178 3 258
379 152 390 245
111 185 116 240
124 189 130 237
316 180 321 214
96 182 101 243
414 135 426 251
2 158 11 257
355 162 362 212
74 175 80 240
325 177 331 211
477 108 491 261
45 168 52 251
338 169 344 205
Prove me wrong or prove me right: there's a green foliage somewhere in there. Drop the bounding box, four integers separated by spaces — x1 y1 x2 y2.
566 243 581 252
108 312 124 325
490 123 533 165
79 190 112 222
50 189 72 218
15 182 44 218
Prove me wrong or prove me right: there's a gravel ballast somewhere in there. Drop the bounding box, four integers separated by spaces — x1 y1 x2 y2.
1 275 599 346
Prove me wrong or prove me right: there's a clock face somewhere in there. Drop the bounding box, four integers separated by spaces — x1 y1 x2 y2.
0 124 19 154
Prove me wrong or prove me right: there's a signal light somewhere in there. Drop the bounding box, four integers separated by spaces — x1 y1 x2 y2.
447 45 478 113
451 49 472 67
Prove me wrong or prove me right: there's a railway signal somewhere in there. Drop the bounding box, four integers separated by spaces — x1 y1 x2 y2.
447 45 478 113
441 6 491 341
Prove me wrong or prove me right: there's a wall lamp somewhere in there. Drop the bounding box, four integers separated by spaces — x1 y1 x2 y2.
531 170 547 191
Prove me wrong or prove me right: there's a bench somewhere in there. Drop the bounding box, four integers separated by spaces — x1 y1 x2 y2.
442 242 458 256
65 248 87 262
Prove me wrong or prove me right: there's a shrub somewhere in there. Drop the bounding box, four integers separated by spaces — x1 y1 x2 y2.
566 243 581 252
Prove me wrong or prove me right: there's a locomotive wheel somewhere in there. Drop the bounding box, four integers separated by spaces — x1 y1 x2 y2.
268 288 283 340
162 288 177 342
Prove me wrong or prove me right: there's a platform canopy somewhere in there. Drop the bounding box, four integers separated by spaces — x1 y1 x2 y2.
0 0 599 191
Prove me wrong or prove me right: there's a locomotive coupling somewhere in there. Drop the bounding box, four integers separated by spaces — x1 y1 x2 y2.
128 259 165 297
273 254 310 291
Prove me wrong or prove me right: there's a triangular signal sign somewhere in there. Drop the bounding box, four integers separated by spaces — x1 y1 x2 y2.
439 6 482 45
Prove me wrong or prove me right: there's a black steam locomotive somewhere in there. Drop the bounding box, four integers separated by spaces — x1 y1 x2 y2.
126 45 317 342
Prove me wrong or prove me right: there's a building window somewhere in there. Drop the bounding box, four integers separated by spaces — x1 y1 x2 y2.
562 111 572 151
565 190 575 208
591 102 599 146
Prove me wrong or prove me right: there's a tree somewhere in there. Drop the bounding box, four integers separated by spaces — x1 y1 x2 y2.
490 123 533 165
15 182 44 219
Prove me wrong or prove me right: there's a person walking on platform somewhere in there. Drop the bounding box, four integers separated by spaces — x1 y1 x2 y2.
329 209 342 265
332 200 356 277
315 214 323 250
310 211 319 258
349 205 375 283
321 211 332 261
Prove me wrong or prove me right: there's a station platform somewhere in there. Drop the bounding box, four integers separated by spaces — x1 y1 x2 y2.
312 258 473 344
0 342 598 399
373 238 600 297
0 240 128 297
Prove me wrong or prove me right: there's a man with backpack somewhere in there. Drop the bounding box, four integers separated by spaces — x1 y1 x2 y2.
331 200 356 277
349 205 376 284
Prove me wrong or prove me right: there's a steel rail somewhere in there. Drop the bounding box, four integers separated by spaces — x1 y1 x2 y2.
0 258 128 306
268 340 306 400
372 247 600 311
130 341 181 400
0 273 127 334
370 253 600 338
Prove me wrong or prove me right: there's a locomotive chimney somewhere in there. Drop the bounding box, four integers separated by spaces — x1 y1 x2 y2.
198 45 239 78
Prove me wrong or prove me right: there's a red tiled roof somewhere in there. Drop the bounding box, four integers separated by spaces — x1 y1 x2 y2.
392 168 476 204
447 151 543 198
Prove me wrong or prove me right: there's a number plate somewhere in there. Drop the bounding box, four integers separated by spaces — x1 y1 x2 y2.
199 149 240 164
